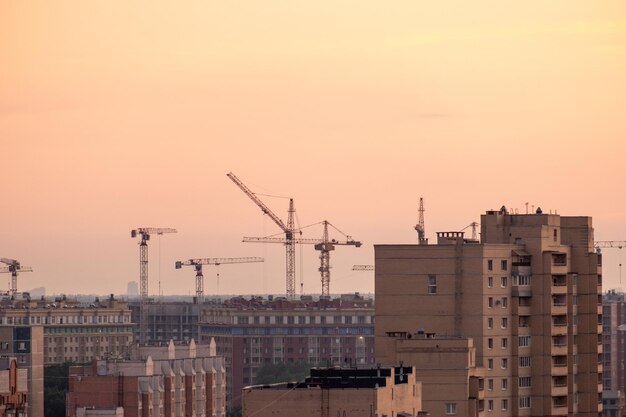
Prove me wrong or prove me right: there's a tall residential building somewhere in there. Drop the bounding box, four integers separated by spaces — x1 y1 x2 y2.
67 339 226 417
199 294 375 407
602 290 626 417
0 294 133 365
129 301 201 344
242 366 423 417
376 208 602 417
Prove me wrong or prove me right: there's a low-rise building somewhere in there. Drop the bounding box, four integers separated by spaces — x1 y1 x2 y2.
67 339 226 417
242 366 423 417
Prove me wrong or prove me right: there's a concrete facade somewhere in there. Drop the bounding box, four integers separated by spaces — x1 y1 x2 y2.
376 208 602 417
67 339 226 417
198 294 375 407
242 366 423 417
0 294 133 365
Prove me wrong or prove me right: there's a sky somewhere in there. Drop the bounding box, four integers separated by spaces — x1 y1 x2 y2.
1 1 625 296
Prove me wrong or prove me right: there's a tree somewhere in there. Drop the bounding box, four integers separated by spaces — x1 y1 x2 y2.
44 363 72 417
254 361 312 385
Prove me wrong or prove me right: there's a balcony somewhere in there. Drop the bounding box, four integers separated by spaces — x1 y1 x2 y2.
552 385 568 397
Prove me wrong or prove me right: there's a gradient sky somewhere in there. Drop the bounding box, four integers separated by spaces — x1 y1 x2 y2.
1 1 625 296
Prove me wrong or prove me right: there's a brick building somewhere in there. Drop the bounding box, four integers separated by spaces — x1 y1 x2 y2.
199 293 375 407
0 358 28 417
67 339 225 417
376 208 603 417
242 366 423 417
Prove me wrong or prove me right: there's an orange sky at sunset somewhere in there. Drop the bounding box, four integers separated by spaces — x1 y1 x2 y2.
1 1 625 296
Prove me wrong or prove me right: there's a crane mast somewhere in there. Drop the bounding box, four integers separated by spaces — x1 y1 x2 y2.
131 227 176 344
415 198 427 244
227 172 299 299
175 257 264 302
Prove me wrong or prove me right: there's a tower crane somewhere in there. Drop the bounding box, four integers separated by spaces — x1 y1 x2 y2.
459 222 480 241
414 198 427 244
130 228 177 298
227 172 300 299
0 258 33 294
175 257 264 302
595 241 625 283
243 220 361 297
352 265 374 271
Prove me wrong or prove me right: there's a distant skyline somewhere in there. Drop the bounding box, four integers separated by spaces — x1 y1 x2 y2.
1 1 625 295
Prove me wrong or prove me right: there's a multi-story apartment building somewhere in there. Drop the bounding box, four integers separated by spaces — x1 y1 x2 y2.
0 327 43 417
376 208 602 417
67 339 226 417
0 294 133 365
242 366 424 417
602 290 626 417
199 293 375 407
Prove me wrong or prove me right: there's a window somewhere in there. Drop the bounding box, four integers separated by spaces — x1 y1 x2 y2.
487 379 494 391
487 317 493 329
488 338 493 349
501 399 508 411
553 228 558 242
519 356 531 367
501 297 508 308
445 403 457 415
488 297 493 308
488 359 493 370
501 358 508 369
501 277 507 287
519 336 531 347
488 277 493 288
501 338 508 349
501 317 508 329
519 377 531 388
428 275 437 294
487 400 494 412
501 378 508 390
520 397 531 409
501 260 508 271
488 260 493 271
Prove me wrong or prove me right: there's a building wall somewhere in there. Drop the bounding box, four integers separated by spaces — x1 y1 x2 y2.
0 295 133 365
0 326 43 417
242 367 422 417
0 358 29 417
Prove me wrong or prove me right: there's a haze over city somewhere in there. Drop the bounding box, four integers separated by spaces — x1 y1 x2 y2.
1 1 625 296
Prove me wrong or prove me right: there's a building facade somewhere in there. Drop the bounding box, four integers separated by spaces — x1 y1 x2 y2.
0 358 29 417
376 208 602 417
0 327 43 417
602 290 626 417
199 294 375 407
242 366 423 417
0 294 133 365
67 339 226 417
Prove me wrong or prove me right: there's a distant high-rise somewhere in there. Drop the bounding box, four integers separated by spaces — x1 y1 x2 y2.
376 208 602 417
126 280 139 297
